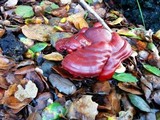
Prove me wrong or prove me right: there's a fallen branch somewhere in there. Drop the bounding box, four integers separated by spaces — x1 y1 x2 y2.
79 0 112 32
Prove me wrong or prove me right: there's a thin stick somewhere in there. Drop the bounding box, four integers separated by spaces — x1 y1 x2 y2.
79 0 112 33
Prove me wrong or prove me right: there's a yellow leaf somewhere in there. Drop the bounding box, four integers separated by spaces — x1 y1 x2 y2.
43 52 63 61
108 17 123 25
67 13 88 29
154 30 160 39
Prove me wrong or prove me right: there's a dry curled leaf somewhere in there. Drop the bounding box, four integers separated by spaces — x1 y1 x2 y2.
43 52 63 61
67 95 98 120
22 24 55 41
14 65 35 75
118 82 142 95
0 56 15 70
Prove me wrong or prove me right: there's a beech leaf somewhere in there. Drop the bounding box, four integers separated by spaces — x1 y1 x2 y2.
128 94 151 112
143 64 160 76
15 5 34 18
30 42 48 53
113 73 138 82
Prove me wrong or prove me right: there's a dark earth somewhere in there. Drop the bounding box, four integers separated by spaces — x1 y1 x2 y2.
111 0 160 31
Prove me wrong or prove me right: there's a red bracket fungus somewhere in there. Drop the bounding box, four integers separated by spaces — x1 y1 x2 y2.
55 24 132 81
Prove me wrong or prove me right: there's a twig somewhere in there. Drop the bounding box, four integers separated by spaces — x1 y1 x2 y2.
79 0 112 33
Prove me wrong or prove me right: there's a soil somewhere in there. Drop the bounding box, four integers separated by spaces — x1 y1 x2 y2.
0 31 26 61
111 0 160 31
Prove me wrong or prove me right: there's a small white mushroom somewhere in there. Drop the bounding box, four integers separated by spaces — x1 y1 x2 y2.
115 63 126 73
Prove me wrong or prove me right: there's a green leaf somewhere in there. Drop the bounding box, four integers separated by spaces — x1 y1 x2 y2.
86 0 93 4
128 94 150 112
51 3 59 9
113 73 138 82
15 5 34 18
30 42 48 53
42 102 66 120
156 111 160 120
143 64 160 76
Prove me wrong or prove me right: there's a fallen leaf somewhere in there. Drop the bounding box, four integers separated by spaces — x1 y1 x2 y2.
42 102 66 120
15 5 34 18
0 76 9 89
107 17 124 26
3 96 30 110
5 0 18 7
67 12 89 29
34 92 53 111
151 90 160 105
118 82 142 95
108 89 121 114
67 95 98 120
50 32 73 47
145 75 160 89
22 24 55 41
143 64 160 76
14 65 35 75
128 94 151 112
27 112 42 120
30 42 48 53
43 52 63 61
154 30 160 39
14 80 38 101
117 28 142 39
26 71 45 92
49 73 76 95
51 5 69 17
92 81 111 94
0 56 15 70
113 73 138 82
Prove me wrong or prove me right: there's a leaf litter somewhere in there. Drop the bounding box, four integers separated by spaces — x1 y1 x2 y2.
0 0 159 120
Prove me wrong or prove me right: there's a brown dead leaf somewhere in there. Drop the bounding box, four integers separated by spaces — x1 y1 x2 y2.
51 5 69 17
14 65 35 75
27 112 42 120
140 76 152 102
151 90 160 105
34 92 53 111
145 75 160 89
108 89 121 114
0 88 5 100
0 56 15 70
119 95 136 120
43 52 63 61
26 71 45 92
3 96 30 111
67 95 98 120
92 81 111 94
136 41 147 51
0 76 9 89
22 24 55 41
67 12 89 29
118 82 142 95
4 84 17 97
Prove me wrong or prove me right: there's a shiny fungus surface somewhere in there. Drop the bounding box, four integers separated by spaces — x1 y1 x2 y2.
55 25 132 81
